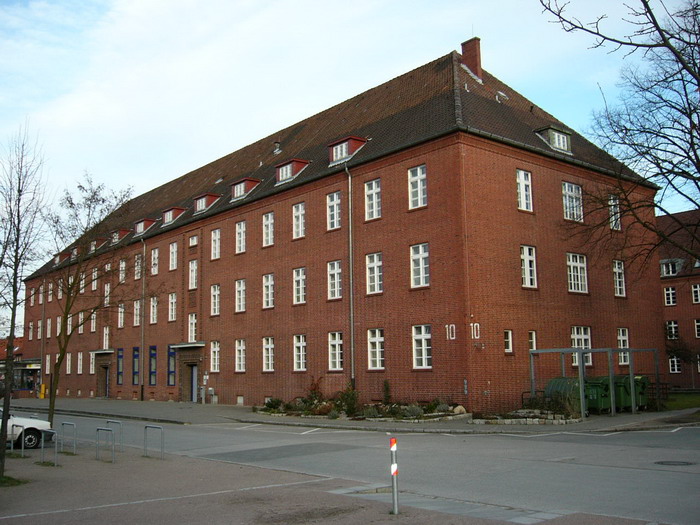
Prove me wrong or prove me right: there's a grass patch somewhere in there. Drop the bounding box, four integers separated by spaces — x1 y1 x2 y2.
5 452 28 459
0 476 28 487
665 393 700 410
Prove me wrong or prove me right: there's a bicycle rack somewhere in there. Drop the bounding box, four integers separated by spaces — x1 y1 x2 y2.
10 424 25 457
95 427 115 463
106 420 124 452
144 425 165 460
60 421 77 455
41 429 58 466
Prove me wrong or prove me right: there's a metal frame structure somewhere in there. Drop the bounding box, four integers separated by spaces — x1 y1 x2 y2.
529 348 661 419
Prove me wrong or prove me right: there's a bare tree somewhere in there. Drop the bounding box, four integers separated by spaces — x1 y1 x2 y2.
41 173 132 425
0 125 46 478
540 0 700 258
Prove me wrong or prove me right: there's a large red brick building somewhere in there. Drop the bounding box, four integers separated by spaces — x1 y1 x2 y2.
21 38 665 412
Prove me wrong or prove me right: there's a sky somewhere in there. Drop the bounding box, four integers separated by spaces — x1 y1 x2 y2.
0 0 680 203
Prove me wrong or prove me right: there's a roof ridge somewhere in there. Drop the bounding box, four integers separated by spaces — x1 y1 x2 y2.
450 51 465 130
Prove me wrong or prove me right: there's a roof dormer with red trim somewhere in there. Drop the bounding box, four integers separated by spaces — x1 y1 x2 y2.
134 218 157 236
193 193 220 214
275 159 309 184
110 228 131 245
328 136 367 166
231 178 261 201
162 207 186 226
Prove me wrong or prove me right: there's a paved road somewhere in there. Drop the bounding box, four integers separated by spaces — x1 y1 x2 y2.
4 409 697 524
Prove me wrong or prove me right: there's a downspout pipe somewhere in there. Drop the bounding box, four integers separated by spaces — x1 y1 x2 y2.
344 164 356 389
140 238 146 401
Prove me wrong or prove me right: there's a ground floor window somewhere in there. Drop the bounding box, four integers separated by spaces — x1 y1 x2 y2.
167 347 176 386
149 346 157 385
117 348 123 385
132 347 140 385
669 356 682 374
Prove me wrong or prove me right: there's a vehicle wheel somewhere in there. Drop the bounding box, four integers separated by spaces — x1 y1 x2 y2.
21 429 42 449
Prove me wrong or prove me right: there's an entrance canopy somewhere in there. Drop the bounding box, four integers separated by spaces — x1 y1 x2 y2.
529 348 661 419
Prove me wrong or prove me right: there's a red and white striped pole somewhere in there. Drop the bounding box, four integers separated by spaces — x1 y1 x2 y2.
390 437 399 515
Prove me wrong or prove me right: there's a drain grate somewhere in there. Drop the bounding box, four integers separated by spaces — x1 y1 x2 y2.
654 461 695 466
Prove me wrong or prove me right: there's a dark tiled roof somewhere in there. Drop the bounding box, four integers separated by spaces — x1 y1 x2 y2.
657 210 700 276
28 48 647 279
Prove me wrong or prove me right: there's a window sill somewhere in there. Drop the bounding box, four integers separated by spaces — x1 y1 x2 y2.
410 285 430 291
364 217 382 224
407 205 427 213
412 367 432 371
367 368 385 372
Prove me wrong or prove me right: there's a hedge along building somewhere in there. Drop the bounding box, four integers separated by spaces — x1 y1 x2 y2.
22 38 665 413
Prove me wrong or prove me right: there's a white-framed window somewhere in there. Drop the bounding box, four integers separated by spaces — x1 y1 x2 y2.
328 331 343 371
77 352 83 375
516 169 533 211
28 321 33 340
669 356 681 374
412 324 432 369
78 312 85 334
520 245 537 288
263 337 274 372
211 228 221 260
91 268 98 291
134 254 142 280
38 283 44 304
613 260 626 297
163 209 174 224
188 260 198 290
118 303 125 328
46 317 51 338
696 320 700 339
56 315 61 336
332 141 349 162
45 353 50 375
263 273 275 309
366 252 383 294
150 296 158 324
504 330 513 353
608 194 621 230
189 235 198 247
528 330 537 351
693 284 700 303
89 352 95 374
194 196 207 213
618 327 630 365
294 334 307 371
293 268 306 305
235 279 246 312
327 260 342 299
66 352 71 374
90 312 97 333
188 313 197 342
235 221 246 253
365 179 381 220
292 202 306 239
368 328 385 369
37 319 42 339
567 253 588 293
104 282 111 306
119 259 126 283
169 242 177 270
30 288 35 306
48 282 53 302
57 279 63 299
235 339 246 372
666 320 679 340
408 164 427 209
233 182 245 199
562 182 583 222
210 341 220 373
410 243 430 288
103 326 110 349
278 163 292 182
78 273 84 294
262 212 274 247
327 191 341 230
67 314 72 334
210 284 220 316
571 325 592 366
151 248 159 275
168 293 177 321
133 300 141 326
661 260 679 276
664 287 677 306
552 130 570 151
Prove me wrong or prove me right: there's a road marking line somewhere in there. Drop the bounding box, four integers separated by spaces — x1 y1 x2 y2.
0 478 332 520
301 428 320 435
237 424 262 430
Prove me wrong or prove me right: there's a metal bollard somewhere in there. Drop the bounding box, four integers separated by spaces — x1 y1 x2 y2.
41 429 58 466
95 427 115 463
389 437 399 515
106 420 124 452
10 424 25 457
60 422 77 455
144 425 165 460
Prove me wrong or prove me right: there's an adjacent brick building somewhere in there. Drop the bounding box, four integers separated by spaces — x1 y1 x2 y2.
22 38 665 412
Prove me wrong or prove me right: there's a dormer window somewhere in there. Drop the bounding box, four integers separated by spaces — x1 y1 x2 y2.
275 159 309 184
328 136 367 166
110 229 130 245
70 247 78 261
231 178 260 201
89 241 96 253
193 193 220 214
538 127 572 154
134 219 156 236
54 255 60 265
162 207 185 226
661 259 682 277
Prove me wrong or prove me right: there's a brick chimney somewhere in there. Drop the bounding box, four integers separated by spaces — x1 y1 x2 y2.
461 37 482 80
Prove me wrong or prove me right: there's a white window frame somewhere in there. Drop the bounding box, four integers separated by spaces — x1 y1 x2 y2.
669 356 681 374
666 320 679 340
263 337 274 372
119 259 126 283
366 252 383 294
263 273 275 309
328 332 343 371
327 191 341 230
410 243 430 288
520 245 537 288
211 228 221 260
293 268 306 305
664 286 677 306
91 268 97 291
163 209 174 224
661 260 679 277
77 351 83 375
562 182 583 222
89 352 95 374
293 334 307 371
133 300 141 327
567 253 588 293
613 260 626 297
292 202 305 239
117 303 125 328
528 330 537 351
618 327 630 365
327 260 342 299
571 326 592 366
79 312 85 334
189 235 198 247
278 163 293 182
48 282 53 302
262 212 274 247
365 179 381 220
516 169 533 211
235 221 246 253
412 324 432 369
608 194 621 230
104 282 111 306
693 284 700 304
150 296 158 324
235 339 246 372
169 242 178 270
332 141 349 162
149 248 159 275
210 341 220 373
188 313 197 342
188 260 198 290
235 279 246 312
90 312 96 333
368 328 385 370
46 317 51 338
168 293 177 321
134 254 142 280
66 352 71 374
408 164 427 209
504 330 513 353
103 326 110 349
210 284 220 316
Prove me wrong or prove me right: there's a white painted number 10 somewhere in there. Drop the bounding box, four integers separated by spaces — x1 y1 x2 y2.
445 324 456 340
469 322 480 339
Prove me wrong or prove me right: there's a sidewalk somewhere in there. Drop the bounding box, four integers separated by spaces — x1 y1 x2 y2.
9 397 700 433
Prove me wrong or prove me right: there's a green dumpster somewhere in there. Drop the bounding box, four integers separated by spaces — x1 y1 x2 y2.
585 377 612 414
544 377 585 414
634 375 649 410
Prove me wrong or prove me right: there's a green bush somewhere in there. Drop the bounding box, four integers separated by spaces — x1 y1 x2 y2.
383 380 392 405
436 403 450 413
363 405 380 418
404 404 424 419
327 410 339 419
264 398 283 411
335 383 359 416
